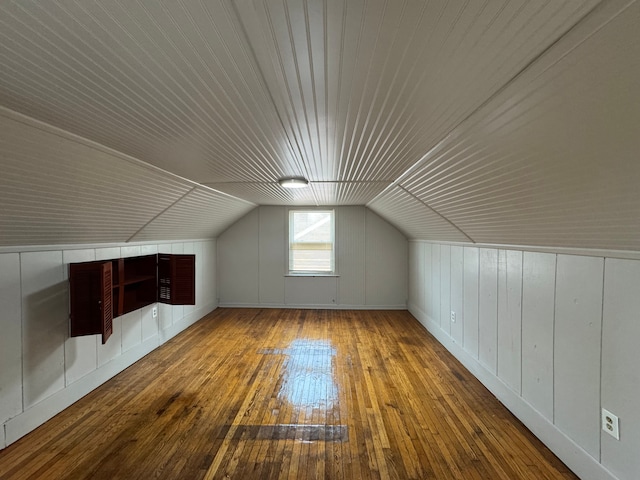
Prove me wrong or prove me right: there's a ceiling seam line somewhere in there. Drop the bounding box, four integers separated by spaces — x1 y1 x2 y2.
367 0 606 208
227 0 320 207
125 186 198 243
398 186 475 244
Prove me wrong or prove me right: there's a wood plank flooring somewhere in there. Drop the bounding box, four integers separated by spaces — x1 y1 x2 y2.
0 309 577 479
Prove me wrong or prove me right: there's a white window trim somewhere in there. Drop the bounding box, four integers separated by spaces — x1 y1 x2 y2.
287 208 335 275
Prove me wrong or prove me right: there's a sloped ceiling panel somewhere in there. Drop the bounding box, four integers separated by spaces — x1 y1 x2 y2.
0 0 598 207
130 188 255 242
368 186 469 242
236 0 599 183
397 1 640 251
0 0 304 184
0 110 197 246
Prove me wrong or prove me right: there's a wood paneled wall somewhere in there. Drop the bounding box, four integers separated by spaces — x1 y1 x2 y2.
409 241 640 480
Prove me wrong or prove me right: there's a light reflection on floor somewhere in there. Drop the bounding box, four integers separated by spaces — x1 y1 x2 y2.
276 339 338 413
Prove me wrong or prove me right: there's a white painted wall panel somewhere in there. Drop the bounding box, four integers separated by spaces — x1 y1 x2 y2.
365 210 407 307
423 243 432 318
62 249 97 386
408 242 420 309
285 277 337 306
337 207 365 306
440 245 452 335
431 244 441 324
20 251 67 409
218 207 407 308
0 254 22 426
463 247 479 358
140 305 158 342
554 255 603 460
121 310 142 353
218 209 260 305
450 246 464 345
601 258 640 480
521 252 556 421
409 242 425 312
97 317 122 368
497 250 523 394
259 207 286 304
478 249 498 374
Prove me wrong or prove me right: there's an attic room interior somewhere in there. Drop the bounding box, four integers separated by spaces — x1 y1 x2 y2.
0 0 639 479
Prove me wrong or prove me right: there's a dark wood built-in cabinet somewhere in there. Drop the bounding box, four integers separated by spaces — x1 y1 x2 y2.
69 254 195 344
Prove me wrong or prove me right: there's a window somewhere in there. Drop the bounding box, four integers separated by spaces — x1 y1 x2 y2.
289 210 334 273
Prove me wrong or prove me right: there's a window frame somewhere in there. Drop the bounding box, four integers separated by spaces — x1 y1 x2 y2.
287 208 336 275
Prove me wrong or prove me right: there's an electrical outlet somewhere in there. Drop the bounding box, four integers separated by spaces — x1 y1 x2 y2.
602 408 620 440
152 306 158 318
450 311 456 323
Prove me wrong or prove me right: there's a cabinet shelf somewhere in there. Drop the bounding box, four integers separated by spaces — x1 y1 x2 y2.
113 274 157 288
69 253 195 344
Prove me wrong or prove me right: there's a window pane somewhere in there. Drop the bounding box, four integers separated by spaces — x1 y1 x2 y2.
289 211 334 272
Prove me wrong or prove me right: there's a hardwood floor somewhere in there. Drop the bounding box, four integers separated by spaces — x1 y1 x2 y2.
0 309 577 479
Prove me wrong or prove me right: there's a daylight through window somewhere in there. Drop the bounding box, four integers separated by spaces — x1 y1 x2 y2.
289 210 334 273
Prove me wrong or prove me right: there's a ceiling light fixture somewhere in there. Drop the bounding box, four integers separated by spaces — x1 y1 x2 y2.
278 177 309 189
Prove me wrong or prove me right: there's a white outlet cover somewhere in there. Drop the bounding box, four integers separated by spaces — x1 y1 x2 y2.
602 408 620 440
450 311 456 323
152 306 158 318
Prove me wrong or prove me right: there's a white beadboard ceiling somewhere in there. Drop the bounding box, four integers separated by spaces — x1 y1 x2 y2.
1 0 639 250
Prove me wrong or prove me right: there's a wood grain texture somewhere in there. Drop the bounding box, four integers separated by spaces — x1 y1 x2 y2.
0 308 577 480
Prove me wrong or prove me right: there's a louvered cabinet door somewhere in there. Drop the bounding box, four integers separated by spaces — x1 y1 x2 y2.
158 254 195 305
70 261 113 344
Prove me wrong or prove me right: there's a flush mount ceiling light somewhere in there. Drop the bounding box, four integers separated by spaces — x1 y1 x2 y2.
278 177 309 189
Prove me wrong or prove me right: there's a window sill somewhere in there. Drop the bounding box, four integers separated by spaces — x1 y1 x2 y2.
285 273 340 277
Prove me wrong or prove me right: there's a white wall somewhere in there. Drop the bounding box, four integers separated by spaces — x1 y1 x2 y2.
0 240 217 449
408 241 640 480
218 206 407 308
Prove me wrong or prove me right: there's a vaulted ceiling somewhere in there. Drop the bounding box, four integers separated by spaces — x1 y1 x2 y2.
1 0 639 250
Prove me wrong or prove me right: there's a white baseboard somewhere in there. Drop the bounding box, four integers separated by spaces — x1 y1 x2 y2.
3 303 217 449
407 302 618 480
218 303 407 310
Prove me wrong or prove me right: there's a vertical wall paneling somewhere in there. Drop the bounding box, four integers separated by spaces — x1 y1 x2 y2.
338 207 365 306
521 251 556 421
284 277 337 306
497 250 523 394
259 207 286 304
431 244 441 324
20 251 67 409
0 253 22 440
450 246 464 344
440 245 452 335
478 248 498 374
218 207 407 308
554 255 603 460
121 310 143 353
601 258 640 480
62 249 98 386
365 209 407 307
423 243 432 319
463 247 479 358
170 243 185 324
218 209 260 305
408 242 424 312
